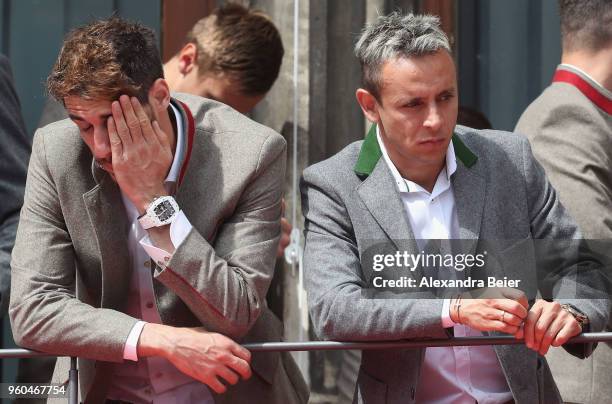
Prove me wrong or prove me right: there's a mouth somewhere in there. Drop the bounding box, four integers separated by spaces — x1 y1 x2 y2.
418 138 446 145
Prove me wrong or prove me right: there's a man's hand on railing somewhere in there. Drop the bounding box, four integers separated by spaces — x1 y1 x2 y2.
523 300 582 356
136 323 252 394
448 288 585 356
449 287 529 336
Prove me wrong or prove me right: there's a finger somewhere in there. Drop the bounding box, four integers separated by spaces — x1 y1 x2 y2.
107 117 123 159
111 100 132 145
495 299 528 320
552 317 581 347
533 306 558 353
131 96 157 144
514 324 524 339
502 288 529 309
279 232 291 251
281 217 292 232
152 120 171 149
524 304 542 349
231 344 251 363
491 320 519 335
205 376 227 394
538 317 564 355
120 95 145 144
281 220 292 242
499 310 524 327
226 356 252 380
216 366 240 385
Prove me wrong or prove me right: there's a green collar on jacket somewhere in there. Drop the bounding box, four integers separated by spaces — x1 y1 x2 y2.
353 124 478 176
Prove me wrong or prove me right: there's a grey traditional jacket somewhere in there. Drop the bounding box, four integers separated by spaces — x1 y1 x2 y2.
516 65 612 404
9 93 308 404
301 125 610 404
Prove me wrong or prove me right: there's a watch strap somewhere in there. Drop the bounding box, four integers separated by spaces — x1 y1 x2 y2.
561 304 589 329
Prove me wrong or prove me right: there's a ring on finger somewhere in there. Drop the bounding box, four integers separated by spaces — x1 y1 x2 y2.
501 310 506 323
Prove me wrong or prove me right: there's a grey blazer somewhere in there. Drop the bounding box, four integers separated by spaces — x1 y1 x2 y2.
301 125 610 404
516 73 612 404
0 54 30 315
9 93 308 404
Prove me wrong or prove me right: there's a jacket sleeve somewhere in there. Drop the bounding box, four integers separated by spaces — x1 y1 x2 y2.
9 130 139 362
301 165 450 342
154 133 286 339
520 135 612 358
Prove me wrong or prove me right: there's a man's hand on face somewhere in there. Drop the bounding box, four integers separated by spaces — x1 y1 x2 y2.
108 95 173 213
138 324 252 394
450 287 529 336
523 300 582 356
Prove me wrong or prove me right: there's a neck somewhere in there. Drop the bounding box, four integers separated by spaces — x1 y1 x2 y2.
384 145 445 193
163 57 181 92
562 48 612 92
398 162 443 193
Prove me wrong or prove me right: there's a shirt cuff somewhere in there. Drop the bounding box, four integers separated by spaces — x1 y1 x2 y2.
124 321 147 361
140 210 192 266
441 298 456 328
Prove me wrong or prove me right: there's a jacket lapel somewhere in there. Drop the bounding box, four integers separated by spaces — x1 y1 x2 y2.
354 126 486 249
357 159 418 253
83 170 132 311
452 159 486 241
355 126 417 252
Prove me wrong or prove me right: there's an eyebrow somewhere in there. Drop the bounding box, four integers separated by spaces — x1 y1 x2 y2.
397 87 456 102
68 113 112 122
439 88 456 95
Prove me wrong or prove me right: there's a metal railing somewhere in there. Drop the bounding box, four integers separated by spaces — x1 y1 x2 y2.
2 332 611 404
243 332 612 351
0 351 77 403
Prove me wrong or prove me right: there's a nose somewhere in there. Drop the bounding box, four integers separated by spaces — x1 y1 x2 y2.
92 125 111 160
423 103 442 131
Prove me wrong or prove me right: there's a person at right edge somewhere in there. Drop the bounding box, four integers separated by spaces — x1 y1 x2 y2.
516 1 612 403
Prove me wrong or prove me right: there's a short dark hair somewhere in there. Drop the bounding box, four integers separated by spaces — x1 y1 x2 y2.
558 0 612 52
48 17 164 102
185 3 284 96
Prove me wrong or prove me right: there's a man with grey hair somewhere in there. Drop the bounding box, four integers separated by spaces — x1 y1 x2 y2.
516 1 612 402
301 12 609 404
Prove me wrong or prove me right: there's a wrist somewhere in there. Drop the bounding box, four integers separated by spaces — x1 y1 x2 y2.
134 187 168 215
450 294 464 324
137 323 173 359
560 304 589 331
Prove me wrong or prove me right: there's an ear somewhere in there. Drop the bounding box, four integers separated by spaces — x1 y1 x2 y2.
177 43 199 75
356 88 380 123
147 78 171 115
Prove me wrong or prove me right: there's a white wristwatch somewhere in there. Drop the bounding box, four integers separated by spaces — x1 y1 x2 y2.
138 196 180 229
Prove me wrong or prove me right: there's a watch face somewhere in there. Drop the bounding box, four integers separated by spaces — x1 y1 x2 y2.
154 200 176 221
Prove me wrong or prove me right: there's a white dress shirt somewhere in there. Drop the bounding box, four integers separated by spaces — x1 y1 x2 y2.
377 127 513 404
106 103 213 404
